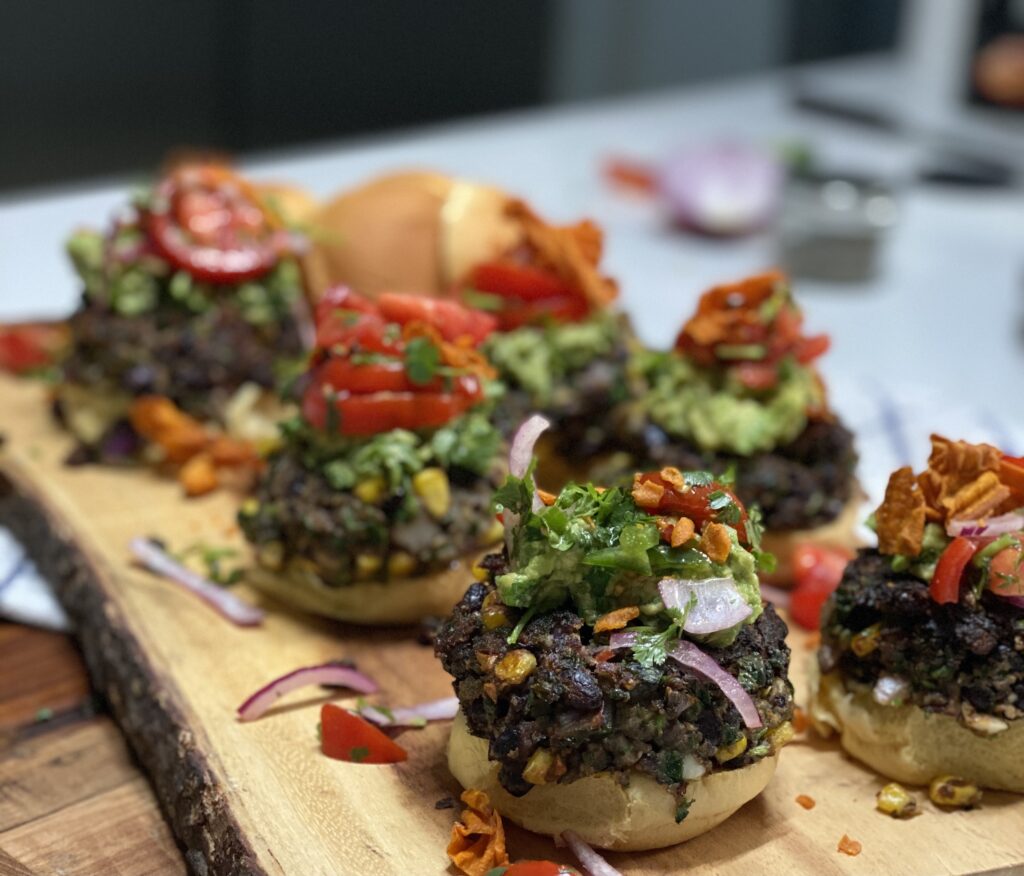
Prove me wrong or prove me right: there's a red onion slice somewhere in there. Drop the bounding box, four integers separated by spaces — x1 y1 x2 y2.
129 537 264 627
997 593 1024 609
237 662 379 722
873 674 910 706
507 413 551 515
657 143 782 237
658 576 752 635
668 640 763 729
561 830 623 876
947 512 1024 538
607 629 640 650
358 695 459 728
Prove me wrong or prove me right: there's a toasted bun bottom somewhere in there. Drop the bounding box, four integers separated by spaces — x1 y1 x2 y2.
760 489 865 585
447 711 778 851
808 663 1024 792
246 553 484 625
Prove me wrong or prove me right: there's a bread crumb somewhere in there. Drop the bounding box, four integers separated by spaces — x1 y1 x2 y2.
838 834 862 856
796 794 816 810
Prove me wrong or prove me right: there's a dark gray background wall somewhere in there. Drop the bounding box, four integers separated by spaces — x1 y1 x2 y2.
0 0 901 194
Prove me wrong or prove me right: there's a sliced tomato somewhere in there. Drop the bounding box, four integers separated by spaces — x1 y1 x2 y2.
320 703 407 764
732 361 779 391
789 544 854 630
503 862 580 876
988 545 1024 597
489 294 590 330
302 380 483 435
930 536 977 605
999 455 1024 499
377 292 496 345
315 310 398 355
0 323 66 374
638 474 749 538
471 262 576 301
314 286 379 327
146 165 284 283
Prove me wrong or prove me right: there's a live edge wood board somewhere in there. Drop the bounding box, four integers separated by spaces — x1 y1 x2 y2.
1 375 1022 876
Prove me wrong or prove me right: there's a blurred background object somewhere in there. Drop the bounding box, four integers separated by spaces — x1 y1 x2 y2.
1 0 903 194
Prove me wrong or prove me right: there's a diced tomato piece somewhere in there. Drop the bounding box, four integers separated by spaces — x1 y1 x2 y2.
988 545 1024 597
930 536 977 604
732 361 779 390
316 358 417 394
0 324 66 374
471 262 576 302
789 544 854 630
302 380 483 436
793 333 830 364
999 455 1024 499
489 294 590 330
377 292 496 345
637 473 750 539
315 310 398 355
320 703 407 764
314 286 379 327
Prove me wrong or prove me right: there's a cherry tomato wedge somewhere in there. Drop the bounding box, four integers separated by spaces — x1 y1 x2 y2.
930 536 977 605
377 292 496 345
487 294 590 330
320 703 407 764
636 473 750 539
501 861 580 876
302 380 483 436
146 165 284 283
987 545 1024 597
315 310 398 355
0 323 66 374
793 333 830 364
315 358 414 395
999 455 1024 499
789 544 854 630
314 286 379 327
471 262 577 302
732 361 779 391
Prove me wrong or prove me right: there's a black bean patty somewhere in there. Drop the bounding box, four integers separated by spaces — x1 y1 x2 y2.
61 295 303 423
599 418 858 531
819 551 1024 719
436 566 793 803
239 451 497 587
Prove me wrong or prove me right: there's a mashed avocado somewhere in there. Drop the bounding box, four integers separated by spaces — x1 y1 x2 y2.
641 352 822 456
482 313 620 404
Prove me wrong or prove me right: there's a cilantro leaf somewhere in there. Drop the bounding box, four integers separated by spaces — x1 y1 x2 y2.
404 336 441 385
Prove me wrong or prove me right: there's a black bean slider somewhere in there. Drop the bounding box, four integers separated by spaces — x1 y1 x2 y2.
811 435 1024 793
436 418 794 850
595 270 860 582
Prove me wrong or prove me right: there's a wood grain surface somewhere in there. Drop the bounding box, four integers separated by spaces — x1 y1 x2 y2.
1 375 1022 876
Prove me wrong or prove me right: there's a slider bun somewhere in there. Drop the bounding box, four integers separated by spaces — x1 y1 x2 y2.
760 489 865 586
448 710 779 851
303 171 517 301
245 553 484 625
808 663 1024 792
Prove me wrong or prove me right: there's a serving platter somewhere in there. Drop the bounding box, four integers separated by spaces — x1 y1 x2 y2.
1 374 1022 876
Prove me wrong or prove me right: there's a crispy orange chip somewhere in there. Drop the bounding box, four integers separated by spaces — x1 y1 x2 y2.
700 522 732 564
130 396 210 464
796 794 816 810
536 489 557 507
920 435 1001 515
945 471 1010 520
671 516 696 547
876 466 926 556
659 466 686 491
593 606 640 634
447 789 509 876
837 834 862 857
632 475 665 509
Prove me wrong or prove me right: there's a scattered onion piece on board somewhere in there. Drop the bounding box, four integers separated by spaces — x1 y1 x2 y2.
320 703 407 763
129 537 264 627
358 695 459 729
236 662 378 722
560 831 623 876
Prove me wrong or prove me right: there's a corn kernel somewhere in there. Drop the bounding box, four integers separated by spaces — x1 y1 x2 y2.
412 467 451 519
482 607 513 630
767 720 796 751
851 623 881 657
387 551 416 578
876 783 917 818
715 735 748 763
929 775 982 809
257 541 284 570
355 553 382 580
522 748 554 785
240 497 260 516
353 476 387 505
472 562 490 582
479 518 504 546
494 649 537 685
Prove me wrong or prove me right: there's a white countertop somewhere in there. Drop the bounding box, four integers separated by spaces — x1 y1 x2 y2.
2 54 1022 422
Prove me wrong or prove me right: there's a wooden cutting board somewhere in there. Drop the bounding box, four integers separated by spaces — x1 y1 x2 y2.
1 375 1022 876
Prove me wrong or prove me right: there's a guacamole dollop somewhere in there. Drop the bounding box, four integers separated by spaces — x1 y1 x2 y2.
641 351 822 456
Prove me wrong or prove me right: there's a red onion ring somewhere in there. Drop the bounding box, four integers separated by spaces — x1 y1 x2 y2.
668 641 763 729
561 830 623 876
236 662 379 722
947 513 1024 538
507 414 551 516
358 695 459 728
129 537 264 627
658 576 752 635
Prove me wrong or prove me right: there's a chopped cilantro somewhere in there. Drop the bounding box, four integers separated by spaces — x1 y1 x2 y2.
683 470 715 487
675 798 693 823
404 336 440 385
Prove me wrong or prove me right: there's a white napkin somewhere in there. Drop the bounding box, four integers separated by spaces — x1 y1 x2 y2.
1 376 1020 633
